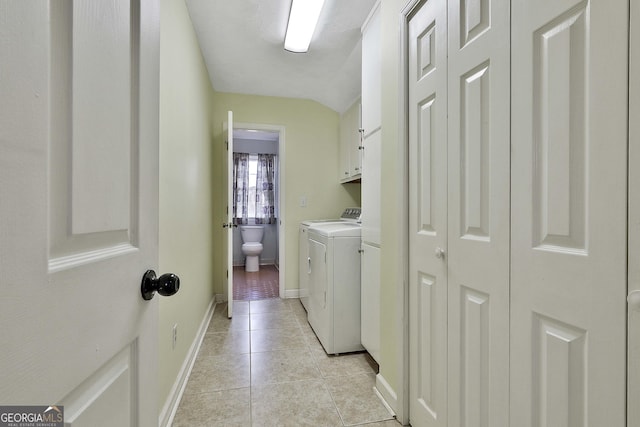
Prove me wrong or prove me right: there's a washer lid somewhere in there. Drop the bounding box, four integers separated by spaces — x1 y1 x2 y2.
308 222 361 237
300 218 344 226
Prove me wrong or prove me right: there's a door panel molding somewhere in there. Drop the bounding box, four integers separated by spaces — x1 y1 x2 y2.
49 0 141 265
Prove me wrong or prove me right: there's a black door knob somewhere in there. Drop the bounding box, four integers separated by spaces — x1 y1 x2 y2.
141 270 180 300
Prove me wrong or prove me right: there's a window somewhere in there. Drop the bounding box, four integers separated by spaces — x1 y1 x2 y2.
233 152 277 224
247 154 258 219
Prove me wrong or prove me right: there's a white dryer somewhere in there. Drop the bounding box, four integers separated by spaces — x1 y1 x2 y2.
306 221 363 354
299 208 360 310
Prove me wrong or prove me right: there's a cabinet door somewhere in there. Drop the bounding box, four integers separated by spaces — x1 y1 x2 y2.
339 101 362 182
361 130 381 245
361 3 381 137
339 115 351 180
349 103 362 176
361 243 380 363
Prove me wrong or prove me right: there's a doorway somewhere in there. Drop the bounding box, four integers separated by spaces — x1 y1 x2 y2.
231 125 285 301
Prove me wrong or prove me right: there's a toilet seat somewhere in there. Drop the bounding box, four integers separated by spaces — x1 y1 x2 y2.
242 242 263 255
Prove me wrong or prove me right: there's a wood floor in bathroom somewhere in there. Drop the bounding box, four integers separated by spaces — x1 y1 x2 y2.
233 264 279 300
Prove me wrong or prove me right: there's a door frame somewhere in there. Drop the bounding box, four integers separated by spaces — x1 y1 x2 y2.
231 121 287 298
628 0 639 424
397 0 422 425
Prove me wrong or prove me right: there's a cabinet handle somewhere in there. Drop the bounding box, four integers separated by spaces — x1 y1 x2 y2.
358 146 364 150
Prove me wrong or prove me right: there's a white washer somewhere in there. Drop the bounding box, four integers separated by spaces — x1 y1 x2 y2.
299 208 360 310
306 221 363 354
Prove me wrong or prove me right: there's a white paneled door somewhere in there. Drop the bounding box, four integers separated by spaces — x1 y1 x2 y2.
510 0 629 425
446 0 510 425
408 0 449 425
408 0 511 423
225 111 234 318
409 0 629 425
0 1 161 426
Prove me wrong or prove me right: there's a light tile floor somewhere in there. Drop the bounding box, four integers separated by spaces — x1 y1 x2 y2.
172 298 399 427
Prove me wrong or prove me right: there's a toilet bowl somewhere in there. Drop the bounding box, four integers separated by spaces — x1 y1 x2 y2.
240 225 264 272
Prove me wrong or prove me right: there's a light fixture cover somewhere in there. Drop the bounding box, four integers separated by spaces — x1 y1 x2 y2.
284 0 326 53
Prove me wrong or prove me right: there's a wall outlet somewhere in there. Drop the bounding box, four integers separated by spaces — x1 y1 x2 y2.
172 324 178 349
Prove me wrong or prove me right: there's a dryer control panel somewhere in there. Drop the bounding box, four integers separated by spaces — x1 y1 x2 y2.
340 207 361 222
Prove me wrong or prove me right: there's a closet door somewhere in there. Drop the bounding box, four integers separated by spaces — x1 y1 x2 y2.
446 0 510 425
408 0 448 425
510 0 629 425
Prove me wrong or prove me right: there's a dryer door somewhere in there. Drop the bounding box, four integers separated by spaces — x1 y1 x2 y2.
307 236 329 347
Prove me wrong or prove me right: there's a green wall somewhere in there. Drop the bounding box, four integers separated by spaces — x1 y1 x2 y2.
378 0 405 407
158 0 217 411
211 92 361 295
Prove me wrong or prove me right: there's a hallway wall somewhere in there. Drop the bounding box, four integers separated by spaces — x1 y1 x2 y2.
211 93 361 296
158 0 217 413
376 0 408 414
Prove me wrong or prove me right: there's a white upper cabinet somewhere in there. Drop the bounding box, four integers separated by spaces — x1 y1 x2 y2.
361 2 381 138
339 100 362 182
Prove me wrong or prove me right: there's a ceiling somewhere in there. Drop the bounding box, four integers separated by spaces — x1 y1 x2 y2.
185 0 378 114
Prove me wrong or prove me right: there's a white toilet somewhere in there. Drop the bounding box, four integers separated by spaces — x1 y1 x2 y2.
240 225 264 272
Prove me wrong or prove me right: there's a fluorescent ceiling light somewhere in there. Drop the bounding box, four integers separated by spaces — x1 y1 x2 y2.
284 0 325 53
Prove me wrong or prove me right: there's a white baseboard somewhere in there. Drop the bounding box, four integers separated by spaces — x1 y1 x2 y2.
283 288 300 299
375 373 398 416
159 298 216 427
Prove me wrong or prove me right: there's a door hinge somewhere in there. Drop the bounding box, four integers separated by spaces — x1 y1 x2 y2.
226 269 228 278
225 140 228 150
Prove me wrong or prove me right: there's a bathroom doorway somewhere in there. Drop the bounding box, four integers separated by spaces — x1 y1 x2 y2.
231 124 285 300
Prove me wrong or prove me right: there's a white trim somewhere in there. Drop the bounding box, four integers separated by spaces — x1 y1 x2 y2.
375 373 399 416
283 288 300 299
397 1 419 426
159 298 216 427
628 0 639 424
48 243 138 273
362 0 381 33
